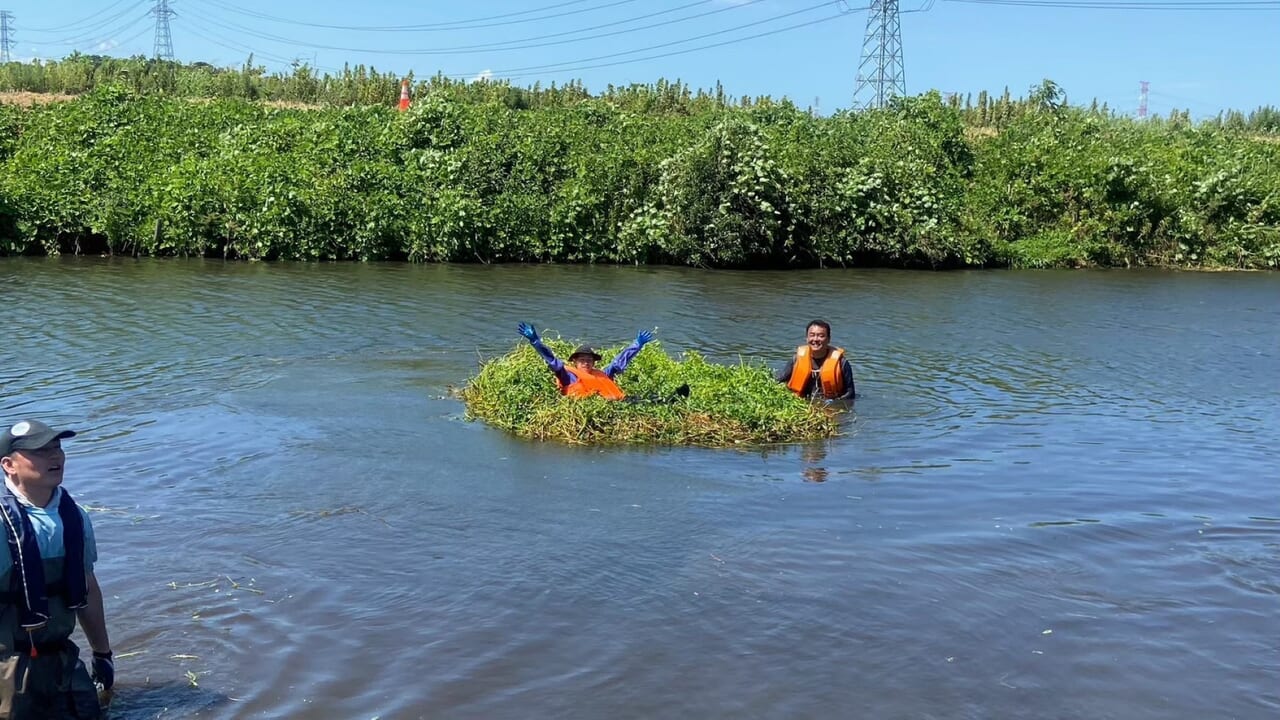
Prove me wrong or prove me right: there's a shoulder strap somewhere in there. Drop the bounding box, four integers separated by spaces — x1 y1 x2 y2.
1 493 22 595
0 490 51 629
56 490 87 609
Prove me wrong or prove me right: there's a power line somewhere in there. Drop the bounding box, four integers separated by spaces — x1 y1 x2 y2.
200 0 650 32
180 2 860 83
24 2 149 46
451 1 850 76
110 21 158 53
21 0 141 34
101 13 156 51
468 10 864 82
186 0 774 55
28 9 152 51
944 0 1280 9
172 2 863 85
184 22 336 70
208 25 342 71
183 0 839 58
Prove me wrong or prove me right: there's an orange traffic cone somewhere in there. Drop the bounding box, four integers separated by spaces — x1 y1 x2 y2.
397 79 411 111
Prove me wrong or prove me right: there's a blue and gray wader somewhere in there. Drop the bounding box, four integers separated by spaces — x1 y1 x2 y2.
0 562 102 719
0 640 100 719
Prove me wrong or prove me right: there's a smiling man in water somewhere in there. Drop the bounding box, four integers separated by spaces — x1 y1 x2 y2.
0 419 114 718
776 319 856 401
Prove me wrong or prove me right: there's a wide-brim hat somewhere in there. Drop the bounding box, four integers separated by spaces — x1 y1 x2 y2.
569 345 602 362
0 420 76 456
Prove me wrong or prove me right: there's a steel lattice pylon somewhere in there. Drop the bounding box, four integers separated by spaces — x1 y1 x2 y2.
152 0 175 61
853 0 906 109
0 11 15 64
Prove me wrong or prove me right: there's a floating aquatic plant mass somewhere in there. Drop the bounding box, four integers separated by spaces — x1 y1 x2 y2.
461 340 841 447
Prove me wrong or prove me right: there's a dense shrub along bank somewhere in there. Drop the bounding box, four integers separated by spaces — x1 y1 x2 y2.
0 83 1276 268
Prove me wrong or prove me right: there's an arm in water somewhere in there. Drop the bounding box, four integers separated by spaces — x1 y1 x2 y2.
775 357 796 384
517 322 572 387
604 329 654 379
836 357 856 400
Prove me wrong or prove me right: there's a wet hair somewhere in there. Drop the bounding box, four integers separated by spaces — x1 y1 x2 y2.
806 319 832 337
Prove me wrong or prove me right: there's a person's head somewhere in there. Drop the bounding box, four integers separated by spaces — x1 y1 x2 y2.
805 320 832 355
569 345 602 371
0 420 76 490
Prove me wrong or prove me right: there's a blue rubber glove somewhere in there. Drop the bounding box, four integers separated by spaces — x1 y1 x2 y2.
92 651 115 691
517 322 540 344
636 329 655 347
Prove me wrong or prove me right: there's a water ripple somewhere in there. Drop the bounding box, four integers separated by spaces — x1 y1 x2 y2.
2 258 1277 720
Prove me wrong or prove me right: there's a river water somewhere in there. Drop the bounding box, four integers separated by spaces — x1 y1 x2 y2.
1 258 1276 719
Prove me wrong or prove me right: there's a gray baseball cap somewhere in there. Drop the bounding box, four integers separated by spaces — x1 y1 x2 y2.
0 420 76 456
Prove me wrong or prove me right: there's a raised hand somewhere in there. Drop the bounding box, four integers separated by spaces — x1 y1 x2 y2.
517 322 540 343
636 329 655 347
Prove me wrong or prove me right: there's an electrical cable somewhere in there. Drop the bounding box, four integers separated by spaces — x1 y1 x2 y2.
185 24 331 69
945 0 1280 10
21 0 143 34
105 21 158 53
182 0 840 58
187 0 774 55
199 0 649 32
27 10 152 50
469 9 865 81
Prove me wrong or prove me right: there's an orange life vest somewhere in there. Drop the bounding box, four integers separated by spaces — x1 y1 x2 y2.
786 345 847 399
558 366 627 400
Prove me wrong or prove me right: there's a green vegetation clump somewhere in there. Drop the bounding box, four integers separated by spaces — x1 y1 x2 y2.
0 72 1276 269
460 341 840 447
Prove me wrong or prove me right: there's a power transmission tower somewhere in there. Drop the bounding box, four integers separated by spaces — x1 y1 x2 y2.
1138 80 1150 118
853 0 906 109
152 0 175 61
0 11 15 64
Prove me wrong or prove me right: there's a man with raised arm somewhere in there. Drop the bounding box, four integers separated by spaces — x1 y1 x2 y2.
516 323 655 400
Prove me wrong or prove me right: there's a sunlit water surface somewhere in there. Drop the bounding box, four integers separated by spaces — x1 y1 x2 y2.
1 258 1276 719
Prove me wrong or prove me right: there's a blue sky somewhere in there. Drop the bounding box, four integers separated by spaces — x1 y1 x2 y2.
6 1 1278 117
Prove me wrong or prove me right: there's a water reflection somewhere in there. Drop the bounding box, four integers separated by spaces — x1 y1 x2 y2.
800 441 830 483
802 467 829 483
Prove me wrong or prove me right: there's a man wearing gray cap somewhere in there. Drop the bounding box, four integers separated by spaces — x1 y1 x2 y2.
0 419 113 718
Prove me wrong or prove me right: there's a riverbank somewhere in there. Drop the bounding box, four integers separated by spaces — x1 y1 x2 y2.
1 85 1276 269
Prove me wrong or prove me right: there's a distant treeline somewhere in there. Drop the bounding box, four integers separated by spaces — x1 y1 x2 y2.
1 54 1277 133
0 75 1276 269
945 87 1279 135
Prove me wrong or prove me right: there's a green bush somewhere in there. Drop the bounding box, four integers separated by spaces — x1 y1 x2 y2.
0 79 1276 269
